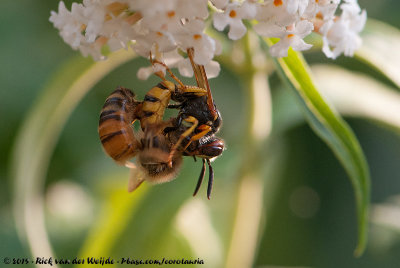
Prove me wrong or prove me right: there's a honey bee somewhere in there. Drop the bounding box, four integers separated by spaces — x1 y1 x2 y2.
98 84 186 191
127 122 183 192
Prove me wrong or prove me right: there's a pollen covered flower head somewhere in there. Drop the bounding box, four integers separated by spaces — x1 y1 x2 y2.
50 0 367 78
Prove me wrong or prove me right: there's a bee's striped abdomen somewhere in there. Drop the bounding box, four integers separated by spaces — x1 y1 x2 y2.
140 81 175 128
98 87 140 165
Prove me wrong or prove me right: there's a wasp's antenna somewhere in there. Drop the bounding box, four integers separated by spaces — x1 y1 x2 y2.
193 158 206 196
206 159 214 200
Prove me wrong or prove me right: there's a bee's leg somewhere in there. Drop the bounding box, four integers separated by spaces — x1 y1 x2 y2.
193 158 206 196
182 124 212 151
206 158 214 200
167 116 198 167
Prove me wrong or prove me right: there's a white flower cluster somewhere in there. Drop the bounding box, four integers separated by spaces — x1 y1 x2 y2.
50 0 366 78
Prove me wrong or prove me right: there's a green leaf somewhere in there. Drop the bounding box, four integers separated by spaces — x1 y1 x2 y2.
264 38 370 256
78 178 149 265
312 64 400 133
356 19 400 88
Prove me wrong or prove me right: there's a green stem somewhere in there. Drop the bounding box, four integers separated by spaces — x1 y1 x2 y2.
225 32 272 268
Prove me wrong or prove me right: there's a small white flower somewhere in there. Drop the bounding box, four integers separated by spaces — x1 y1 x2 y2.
137 62 166 80
286 0 309 16
176 0 208 20
140 1 183 34
134 30 176 57
50 1 87 49
49 0 367 70
82 0 110 42
213 1 257 40
341 0 362 16
49 1 70 29
210 0 229 10
79 38 107 60
303 0 340 21
269 20 314 57
126 0 178 17
178 58 220 79
176 19 217 65
321 1 366 59
102 17 137 51
254 0 298 37
137 50 183 80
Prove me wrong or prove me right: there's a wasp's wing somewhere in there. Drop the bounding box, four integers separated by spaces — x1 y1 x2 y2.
187 48 206 89
186 48 217 119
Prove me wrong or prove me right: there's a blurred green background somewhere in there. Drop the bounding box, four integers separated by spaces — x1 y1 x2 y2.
2 0 400 267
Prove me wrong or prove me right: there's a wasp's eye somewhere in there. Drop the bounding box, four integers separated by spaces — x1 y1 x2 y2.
213 109 222 131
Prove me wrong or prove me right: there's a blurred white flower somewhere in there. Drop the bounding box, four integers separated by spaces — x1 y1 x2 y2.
286 0 309 15
254 0 298 37
321 1 367 59
50 2 87 49
176 19 217 65
137 62 166 80
269 20 314 57
133 30 176 57
178 58 221 79
210 0 229 10
213 1 257 40
303 0 340 20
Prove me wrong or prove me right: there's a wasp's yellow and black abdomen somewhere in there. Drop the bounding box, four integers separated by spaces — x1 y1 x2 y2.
140 81 175 128
98 87 140 165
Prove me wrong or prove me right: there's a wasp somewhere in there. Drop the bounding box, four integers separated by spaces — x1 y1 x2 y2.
163 48 225 199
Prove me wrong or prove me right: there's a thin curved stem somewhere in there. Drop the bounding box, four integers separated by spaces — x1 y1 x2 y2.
11 49 136 266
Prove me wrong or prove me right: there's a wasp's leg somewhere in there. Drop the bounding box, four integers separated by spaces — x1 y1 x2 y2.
150 57 187 88
167 104 182 109
206 158 214 200
167 116 198 167
182 124 212 151
149 52 171 82
193 158 206 196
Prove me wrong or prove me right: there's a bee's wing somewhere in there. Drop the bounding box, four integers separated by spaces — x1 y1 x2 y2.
127 165 145 192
